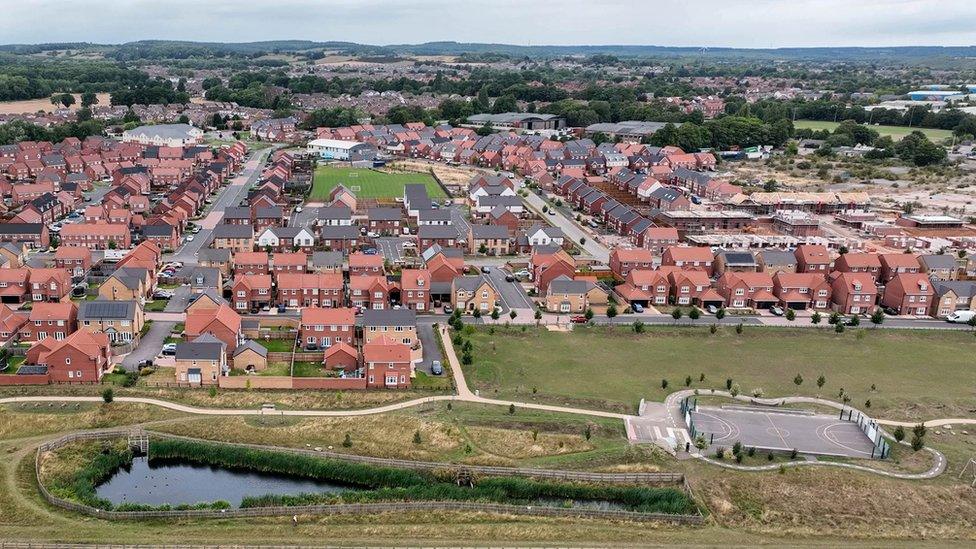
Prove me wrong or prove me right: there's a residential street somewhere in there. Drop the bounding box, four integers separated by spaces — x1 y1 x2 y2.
520 187 609 263
120 320 175 371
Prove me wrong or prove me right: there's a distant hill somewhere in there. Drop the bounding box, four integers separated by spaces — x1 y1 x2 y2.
3 40 976 63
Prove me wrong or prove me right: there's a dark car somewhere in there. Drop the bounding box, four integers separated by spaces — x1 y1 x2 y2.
505 274 516 282
431 360 443 375
306 343 319 351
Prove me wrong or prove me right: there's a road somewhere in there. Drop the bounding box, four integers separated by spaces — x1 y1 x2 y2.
521 188 609 263
481 266 534 312
120 320 175 371
165 147 275 265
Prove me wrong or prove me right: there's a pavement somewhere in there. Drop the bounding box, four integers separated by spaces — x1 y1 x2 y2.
690 405 879 458
120 320 176 371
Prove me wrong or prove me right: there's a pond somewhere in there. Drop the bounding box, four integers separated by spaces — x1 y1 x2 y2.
95 457 351 507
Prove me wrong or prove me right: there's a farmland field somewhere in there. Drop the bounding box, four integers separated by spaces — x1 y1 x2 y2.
311 166 446 200
793 120 954 142
461 325 976 420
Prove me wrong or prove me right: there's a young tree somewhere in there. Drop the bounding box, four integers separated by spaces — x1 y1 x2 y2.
343 433 353 447
584 308 594 321
413 430 422 444
509 310 517 320
785 308 796 321
816 374 826 391
671 308 683 322
726 378 734 390
534 309 542 325
834 323 845 333
828 312 840 325
811 311 822 324
715 308 726 320
893 425 906 442
490 308 500 320
606 303 618 319
735 323 743 334
685 375 693 387
632 320 645 333
848 315 860 327
870 309 885 327
101 388 114 403
661 379 669 390
508 403 516 415
689 307 701 320
793 374 803 387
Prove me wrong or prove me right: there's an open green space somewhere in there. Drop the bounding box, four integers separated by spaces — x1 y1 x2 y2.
462 325 976 419
311 166 445 200
794 120 954 142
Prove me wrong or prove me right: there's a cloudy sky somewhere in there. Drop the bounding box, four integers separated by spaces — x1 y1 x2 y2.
5 0 976 48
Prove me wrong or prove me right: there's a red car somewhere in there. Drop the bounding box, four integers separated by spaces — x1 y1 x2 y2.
570 315 588 324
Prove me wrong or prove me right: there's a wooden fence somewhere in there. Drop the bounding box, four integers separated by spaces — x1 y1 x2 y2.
35 431 701 525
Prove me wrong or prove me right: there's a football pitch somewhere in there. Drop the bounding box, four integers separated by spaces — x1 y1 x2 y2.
311 166 446 200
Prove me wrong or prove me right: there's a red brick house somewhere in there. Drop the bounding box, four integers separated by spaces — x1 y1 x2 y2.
833 253 882 281
882 273 934 316
349 253 385 277
660 246 714 274
271 252 307 275
716 272 777 309
633 226 679 254
828 272 879 315
185 304 243 354
614 269 670 307
26 330 111 383
363 335 412 389
299 307 356 350
54 246 92 277
0 268 29 303
668 270 724 307
349 275 392 310
531 249 576 294
231 274 273 312
276 273 344 308
22 301 77 343
60 222 130 250
28 268 71 302
772 272 832 310
609 248 655 279
0 304 27 344
794 244 832 273
399 269 431 312
879 253 921 284
233 251 270 276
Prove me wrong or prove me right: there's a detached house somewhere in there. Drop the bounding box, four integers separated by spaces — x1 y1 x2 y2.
451 275 498 314
545 275 607 313
829 272 879 315
882 273 934 316
879 254 921 283
77 300 144 344
772 273 832 310
185 304 243 354
716 272 777 310
28 268 71 302
25 330 111 383
661 246 714 274
363 336 412 389
174 334 227 385
399 269 431 312
794 245 832 273
615 269 670 308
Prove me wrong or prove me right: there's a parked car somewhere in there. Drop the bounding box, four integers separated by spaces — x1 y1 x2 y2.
294 206 303 213
277 303 287 313
514 269 530 278
770 306 785 316
431 360 443 375
367 232 379 238
947 310 976 323
185 235 195 242
363 248 377 255
261 305 271 312
570 315 588 324
402 241 416 249
632 303 644 313
153 290 174 300
505 274 516 283
480 266 490 274
442 304 453 315
883 306 899 316
706 304 718 314
305 343 319 351
161 343 176 356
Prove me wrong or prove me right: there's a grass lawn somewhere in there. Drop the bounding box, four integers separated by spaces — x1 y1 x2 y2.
462 325 976 419
292 361 326 377
144 300 168 312
0 356 25 374
794 120 953 142
257 338 294 352
257 363 291 376
311 166 446 200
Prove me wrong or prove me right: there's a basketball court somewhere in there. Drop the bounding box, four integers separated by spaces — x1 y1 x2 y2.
690 406 879 458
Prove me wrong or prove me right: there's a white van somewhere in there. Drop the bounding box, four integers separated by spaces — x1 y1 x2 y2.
946 310 976 323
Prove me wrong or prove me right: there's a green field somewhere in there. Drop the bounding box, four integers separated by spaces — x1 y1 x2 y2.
794 120 954 142
462 326 976 419
312 166 446 200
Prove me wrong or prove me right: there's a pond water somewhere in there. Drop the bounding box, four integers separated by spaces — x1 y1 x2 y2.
95 457 351 507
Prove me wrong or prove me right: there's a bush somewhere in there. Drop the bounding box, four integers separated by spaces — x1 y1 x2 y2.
893 425 905 442
688 308 700 320
101 388 114 403
342 433 352 447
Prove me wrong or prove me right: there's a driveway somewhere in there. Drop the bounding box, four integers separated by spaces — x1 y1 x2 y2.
163 286 192 313
119 320 175 372
482 266 534 312
416 321 444 374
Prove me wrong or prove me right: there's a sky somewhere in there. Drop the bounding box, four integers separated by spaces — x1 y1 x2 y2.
4 0 976 48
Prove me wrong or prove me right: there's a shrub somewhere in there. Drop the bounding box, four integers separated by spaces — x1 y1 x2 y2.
893 425 905 442
342 433 352 447
101 388 113 403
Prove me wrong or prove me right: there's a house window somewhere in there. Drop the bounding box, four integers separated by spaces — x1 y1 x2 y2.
734 289 744 296
65 357 71 365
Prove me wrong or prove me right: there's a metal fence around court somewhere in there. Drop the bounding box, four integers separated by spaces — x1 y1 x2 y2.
839 407 891 459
